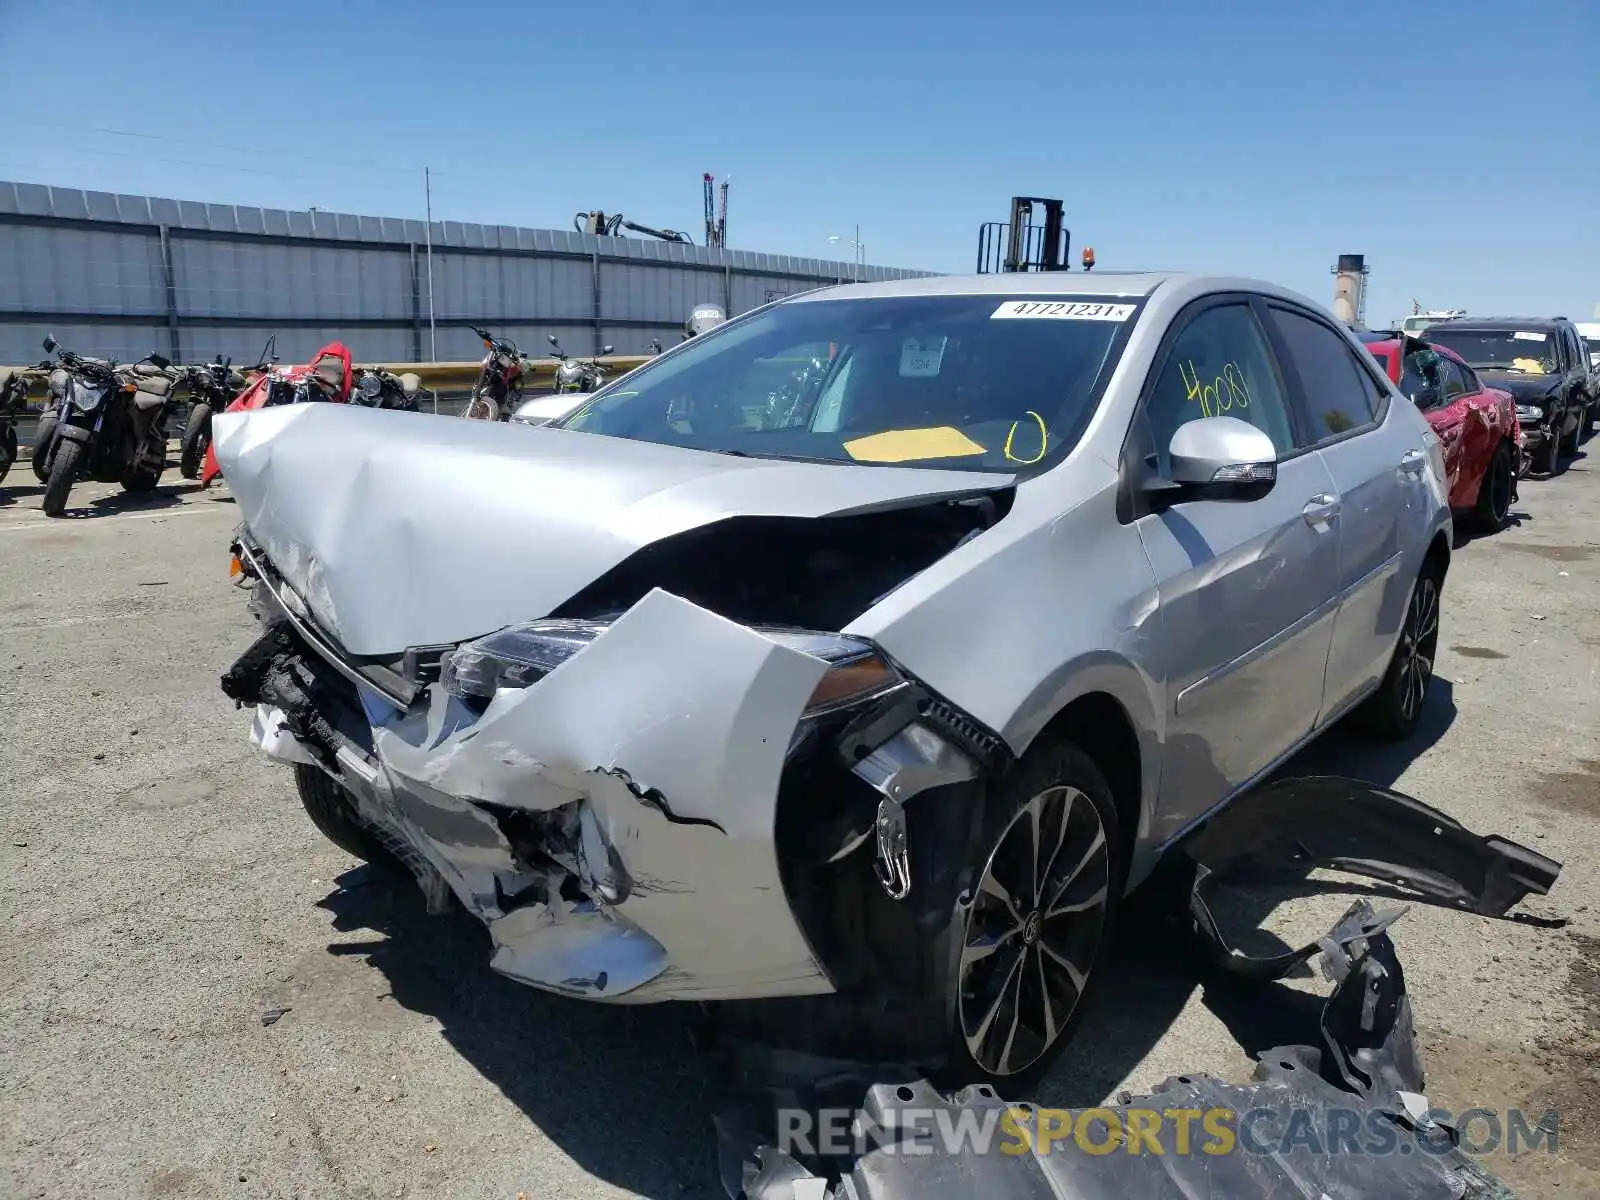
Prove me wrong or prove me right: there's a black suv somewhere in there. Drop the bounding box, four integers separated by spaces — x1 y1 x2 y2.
1422 317 1594 475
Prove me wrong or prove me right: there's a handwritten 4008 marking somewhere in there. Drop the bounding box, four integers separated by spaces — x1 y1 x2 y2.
1179 360 1252 418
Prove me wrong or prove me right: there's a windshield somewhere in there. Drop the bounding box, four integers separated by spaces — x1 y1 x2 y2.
555 294 1140 472
1423 327 1556 373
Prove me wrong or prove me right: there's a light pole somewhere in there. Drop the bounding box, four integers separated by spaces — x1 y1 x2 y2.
827 230 864 283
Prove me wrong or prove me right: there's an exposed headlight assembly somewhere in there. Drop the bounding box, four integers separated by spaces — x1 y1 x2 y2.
439 618 902 715
1514 403 1545 422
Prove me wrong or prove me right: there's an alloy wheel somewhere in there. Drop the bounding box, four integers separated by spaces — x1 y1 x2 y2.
1396 575 1439 721
956 785 1110 1077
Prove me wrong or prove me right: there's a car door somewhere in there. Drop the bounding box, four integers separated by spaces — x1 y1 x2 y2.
1400 346 1461 493
1264 303 1416 723
1130 296 1342 843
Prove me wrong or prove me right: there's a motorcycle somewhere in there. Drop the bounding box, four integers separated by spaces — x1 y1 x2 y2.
0 364 43 485
548 334 614 393
199 340 353 486
178 356 253 479
460 327 530 422
32 335 180 516
353 368 429 412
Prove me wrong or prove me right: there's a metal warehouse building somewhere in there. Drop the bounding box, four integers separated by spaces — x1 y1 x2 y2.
0 181 934 365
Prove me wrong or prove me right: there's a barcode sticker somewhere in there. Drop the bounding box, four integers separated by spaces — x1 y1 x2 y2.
992 300 1136 321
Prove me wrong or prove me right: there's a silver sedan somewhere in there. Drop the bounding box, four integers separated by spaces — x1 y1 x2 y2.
215 271 1452 1086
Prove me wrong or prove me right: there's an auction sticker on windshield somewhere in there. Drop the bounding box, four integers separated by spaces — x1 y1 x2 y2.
991 300 1136 321
900 336 947 377
1513 331 1547 342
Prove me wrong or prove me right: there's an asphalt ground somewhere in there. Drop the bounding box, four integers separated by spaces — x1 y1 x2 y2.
2 434 1597 1198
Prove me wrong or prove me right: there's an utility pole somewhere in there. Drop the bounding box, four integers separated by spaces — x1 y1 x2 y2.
424 167 437 361
855 223 862 282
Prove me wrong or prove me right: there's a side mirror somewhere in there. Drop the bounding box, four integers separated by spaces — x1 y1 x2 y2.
42 335 58 353
547 334 559 347
1150 416 1278 505
148 353 172 369
601 344 614 356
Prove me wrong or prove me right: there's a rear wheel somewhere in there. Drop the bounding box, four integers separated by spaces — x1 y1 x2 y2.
1352 559 1442 741
179 403 211 478
41 437 83 516
1473 440 1513 531
30 411 57 482
293 764 383 862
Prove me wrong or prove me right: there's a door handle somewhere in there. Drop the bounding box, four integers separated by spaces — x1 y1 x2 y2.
1302 493 1340 530
1399 449 1428 476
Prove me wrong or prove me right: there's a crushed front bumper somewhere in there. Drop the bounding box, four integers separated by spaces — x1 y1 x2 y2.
222 547 997 1006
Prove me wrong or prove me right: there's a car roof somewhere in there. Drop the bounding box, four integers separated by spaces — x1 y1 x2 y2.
1429 316 1565 331
786 271 1184 302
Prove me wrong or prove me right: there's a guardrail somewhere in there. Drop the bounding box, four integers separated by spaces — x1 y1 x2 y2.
1 354 656 403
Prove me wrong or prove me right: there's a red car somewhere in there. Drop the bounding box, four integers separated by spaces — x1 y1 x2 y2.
1361 333 1521 530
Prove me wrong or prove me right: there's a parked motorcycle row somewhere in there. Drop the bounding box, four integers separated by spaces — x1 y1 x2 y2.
2 304 732 513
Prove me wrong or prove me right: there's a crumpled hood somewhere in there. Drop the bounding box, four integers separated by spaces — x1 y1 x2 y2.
212 403 1013 655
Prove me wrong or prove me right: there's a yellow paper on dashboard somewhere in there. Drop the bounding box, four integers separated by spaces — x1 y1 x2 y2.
843 426 988 463
1511 358 1546 375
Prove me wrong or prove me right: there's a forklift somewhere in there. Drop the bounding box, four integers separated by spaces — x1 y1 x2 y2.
976 196 1095 274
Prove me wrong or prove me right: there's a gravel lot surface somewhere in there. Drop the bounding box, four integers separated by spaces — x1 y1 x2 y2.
2 442 1597 1198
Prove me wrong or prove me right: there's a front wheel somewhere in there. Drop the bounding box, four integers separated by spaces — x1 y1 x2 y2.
929 738 1123 1087
41 436 83 516
293 764 383 862
30 410 57 482
0 423 16 485
179 403 212 479
1352 560 1442 741
1473 440 1513 531
121 466 161 493
1560 410 1581 457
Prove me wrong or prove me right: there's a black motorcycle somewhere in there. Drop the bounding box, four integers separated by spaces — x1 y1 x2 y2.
548 334 613 393
178 356 251 479
0 365 42 485
353 368 429 412
32 335 180 517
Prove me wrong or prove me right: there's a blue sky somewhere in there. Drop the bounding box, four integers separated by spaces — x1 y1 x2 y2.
2 0 1596 325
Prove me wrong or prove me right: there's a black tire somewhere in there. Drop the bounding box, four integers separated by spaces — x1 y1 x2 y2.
179 403 211 479
1539 431 1560 476
293 763 384 862
41 436 83 516
1560 410 1581 457
916 738 1124 1088
1473 440 1513 531
1352 559 1443 741
121 466 161 494
0 424 15 485
30 411 57 482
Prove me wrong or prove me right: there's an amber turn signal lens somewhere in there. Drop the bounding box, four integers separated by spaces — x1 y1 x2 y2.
228 555 244 578
803 655 898 714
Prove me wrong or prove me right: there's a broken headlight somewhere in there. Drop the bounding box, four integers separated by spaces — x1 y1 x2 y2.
439 619 901 715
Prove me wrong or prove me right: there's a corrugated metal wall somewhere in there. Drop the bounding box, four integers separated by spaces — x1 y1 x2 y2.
0 181 937 364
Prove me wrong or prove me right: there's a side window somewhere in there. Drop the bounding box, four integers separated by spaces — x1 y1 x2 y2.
1438 358 1469 401
1143 303 1296 472
1400 350 1437 405
1458 362 1483 395
1565 327 1583 374
1271 308 1381 443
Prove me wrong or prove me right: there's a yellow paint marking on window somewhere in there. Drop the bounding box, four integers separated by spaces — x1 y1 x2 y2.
1003 411 1049 464
842 426 987 463
1180 360 1252 418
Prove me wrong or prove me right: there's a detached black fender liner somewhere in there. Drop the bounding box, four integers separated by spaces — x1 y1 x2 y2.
1175 774 1561 982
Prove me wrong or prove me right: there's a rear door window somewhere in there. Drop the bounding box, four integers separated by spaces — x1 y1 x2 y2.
1269 307 1384 443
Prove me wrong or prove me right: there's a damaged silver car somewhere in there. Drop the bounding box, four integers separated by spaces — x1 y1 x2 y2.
215 272 1453 1086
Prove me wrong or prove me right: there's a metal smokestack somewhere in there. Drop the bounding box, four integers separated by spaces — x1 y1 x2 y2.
1331 253 1369 328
